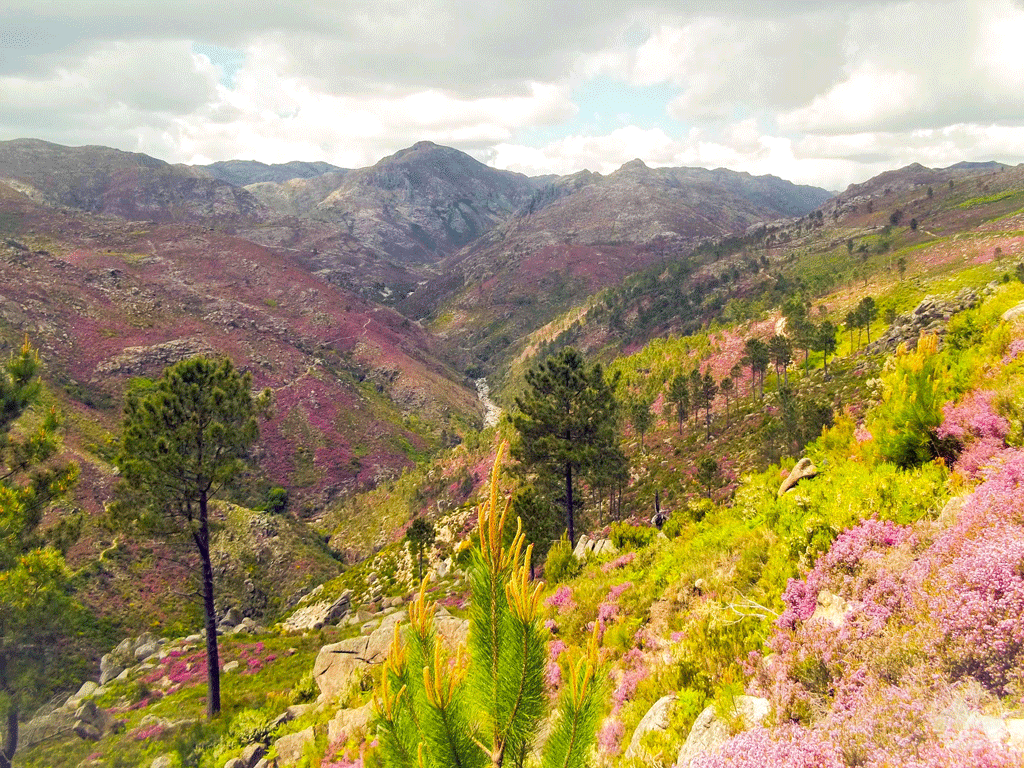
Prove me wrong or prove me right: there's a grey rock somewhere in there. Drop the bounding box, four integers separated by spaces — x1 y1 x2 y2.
676 696 770 767
1002 300 1024 322
224 759 247 768
778 457 817 497
314 610 463 703
65 680 99 709
135 642 160 662
223 660 240 673
241 743 267 767
151 757 174 768
327 702 374 745
273 726 315 766
73 720 102 741
626 693 676 758
220 607 243 628
810 590 855 628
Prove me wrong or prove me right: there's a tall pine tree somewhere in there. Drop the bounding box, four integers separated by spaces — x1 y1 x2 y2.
0 340 80 768
511 348 620 546
114 356 270 718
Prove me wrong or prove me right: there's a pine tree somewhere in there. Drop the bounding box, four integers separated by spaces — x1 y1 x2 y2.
701 371 718 441
511 348 620 547
858 297 878 345
0 340 80 768
374 445 603 768
406 517 436 582
720 375 734 428
113 356 270 718
816 321 838 375
628 397 654 452
768 334 792 385
696 455 720 499
667 374 690 434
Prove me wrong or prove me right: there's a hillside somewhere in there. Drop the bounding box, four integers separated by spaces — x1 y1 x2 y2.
9 143 1024 768
198 160 346 187
0 139 267 224
413 160 831 371
18 278 1024 768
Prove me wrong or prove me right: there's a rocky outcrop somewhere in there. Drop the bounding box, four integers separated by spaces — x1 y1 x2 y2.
313 608 467 703
676 696 770 767
93 337 217 378
626 693 676 758
283 590 353 633
871 288 984 352
778 458 817 497
273 726 317 766
573 535 618 560
327 701 374 745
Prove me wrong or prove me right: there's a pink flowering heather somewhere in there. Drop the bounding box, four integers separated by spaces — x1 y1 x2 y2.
545 585 576 615
937 391 1008 442
546 639 568 689
751 449 1024 767
936 390 1010 478
601 552 635 573
610 647 649 713
597 717 625 755
1002 337 1024 365
689 725 845 768
855 426 873 443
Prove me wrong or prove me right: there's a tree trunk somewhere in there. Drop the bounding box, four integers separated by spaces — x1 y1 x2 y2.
0 706 17 768
199 492 221 718
564 463 574 547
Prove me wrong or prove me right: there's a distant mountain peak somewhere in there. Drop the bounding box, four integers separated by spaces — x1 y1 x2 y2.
618 158 650 173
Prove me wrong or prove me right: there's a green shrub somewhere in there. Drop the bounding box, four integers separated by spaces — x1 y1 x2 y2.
609 521 656 550
266 486 289 515
544 534 582 583
291 671 318 704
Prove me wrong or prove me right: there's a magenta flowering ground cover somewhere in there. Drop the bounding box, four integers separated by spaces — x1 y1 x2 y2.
728 449 1024 767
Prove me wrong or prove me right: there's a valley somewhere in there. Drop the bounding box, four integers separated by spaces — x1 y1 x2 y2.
2 137 1024 768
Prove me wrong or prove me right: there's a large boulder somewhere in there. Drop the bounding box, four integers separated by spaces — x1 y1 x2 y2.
327 701 374 745
676 696 770 767
313 608 466 703
777 458 817 497
626 693 676 758
100 652 125 685
282 590 353 632
273 726 316 767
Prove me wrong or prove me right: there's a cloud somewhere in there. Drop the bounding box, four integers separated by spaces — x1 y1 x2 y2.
1 0 1023 190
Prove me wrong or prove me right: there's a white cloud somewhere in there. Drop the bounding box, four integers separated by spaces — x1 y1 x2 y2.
1 0 1023 191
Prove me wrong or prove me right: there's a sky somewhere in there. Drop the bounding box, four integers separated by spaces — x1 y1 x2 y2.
3 0 1024 191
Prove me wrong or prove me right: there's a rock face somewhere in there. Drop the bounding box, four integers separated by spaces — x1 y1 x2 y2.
626 693 676 758
676 696 770 767
273 726 316 767
871 288 984 352
94 337 217 378
327 701 374 745
0 138 267 224
313 608 467 703
778 458 817 497
573 535 619 560
283 590 353 632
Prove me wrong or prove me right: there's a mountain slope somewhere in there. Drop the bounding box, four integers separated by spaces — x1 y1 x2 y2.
0 138 267 224
198 159 346 186
0 180 482 509
414 159 831 369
